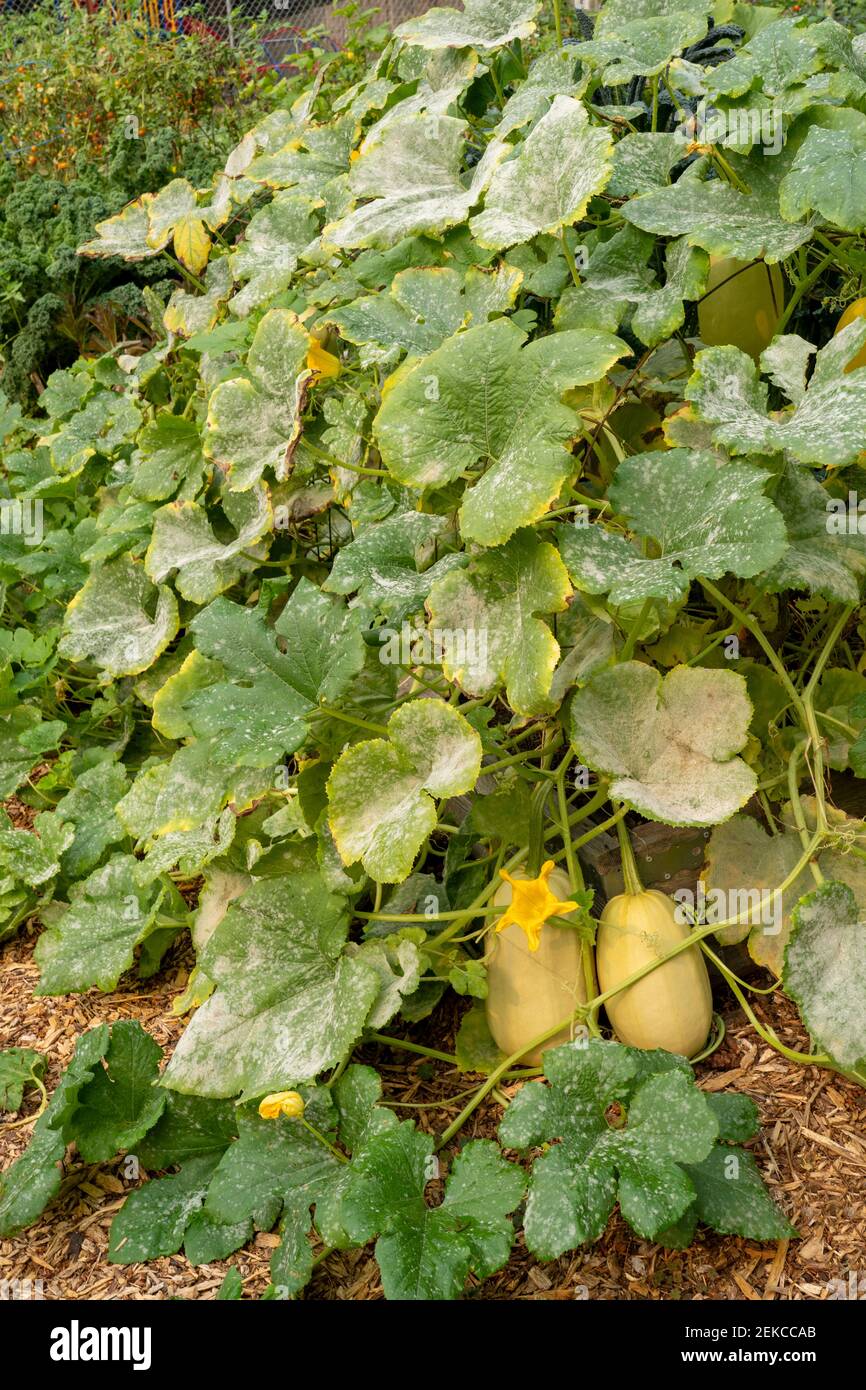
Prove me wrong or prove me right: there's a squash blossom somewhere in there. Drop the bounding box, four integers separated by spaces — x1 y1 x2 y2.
307 340 342 379
495 861 578 952
258 1090 305 1120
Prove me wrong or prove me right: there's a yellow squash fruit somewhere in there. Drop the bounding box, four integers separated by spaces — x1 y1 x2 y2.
834 298 866 373
698 256 784 362
597 888 712 1058
485 864 587 1065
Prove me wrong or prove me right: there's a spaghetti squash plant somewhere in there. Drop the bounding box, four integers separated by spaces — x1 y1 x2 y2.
3 0 866 1298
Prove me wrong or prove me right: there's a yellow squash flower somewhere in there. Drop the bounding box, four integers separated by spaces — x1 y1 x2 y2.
258 1090 305 1120
496 861 578 952
307 340 341 379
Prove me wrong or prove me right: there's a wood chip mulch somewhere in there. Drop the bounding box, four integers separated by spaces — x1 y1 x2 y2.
2 918 865 1302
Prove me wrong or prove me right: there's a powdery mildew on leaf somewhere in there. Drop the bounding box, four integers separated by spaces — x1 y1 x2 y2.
570 661 756 825
163 872 381 1099
395 0 540 52
328 699 482 882
59 555 179 680
426 528 571 715
785 880 866 1074
145 485 272 604
470 96 613 251
374 317 628 547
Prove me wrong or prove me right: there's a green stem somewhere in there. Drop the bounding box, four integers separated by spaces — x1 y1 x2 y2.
368 1032 459 1064
614 813 643 896
561 229 581 289
315 705 389 736
300 1118 349 1163
775 247 838 335
552 0 562 47
700 579 805 717
620 598 653 662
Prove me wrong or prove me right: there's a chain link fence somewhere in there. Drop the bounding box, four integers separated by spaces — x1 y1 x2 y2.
0 0 439 52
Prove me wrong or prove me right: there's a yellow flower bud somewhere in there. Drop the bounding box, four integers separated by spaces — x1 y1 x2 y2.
258 1090 305 1120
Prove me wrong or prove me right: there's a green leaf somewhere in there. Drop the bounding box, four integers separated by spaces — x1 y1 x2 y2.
779 126 866 232
395 0 540 52
162 870 381 1099
471 97 612 251
340 1124 524 1299
164 255 233 338
557 449 786 606
0 809 73 888
326 113 507 251
204 309 312 491
180 581 365 767
686 334 866 467
374 318 628 547
684 1145 796 1239
59 555 179 680
39 391 142 479
426 528 571 715
575 12 707 82
328 699 482 882
0 1026 109 1236
621 176 812 263
323 511 465 623
229 193 320 316
77 195 159 260
145 485 272 604
50 759 129 880
570 661 756 826
500 1041 716 1255
784 880 866 1077
130 414 207 503
70 1021 165 1163
117 744 270 839
34 855 169 995
0 708 64 798
0 1048 45 1113
109 1154 237 1263
455 1001 507 1075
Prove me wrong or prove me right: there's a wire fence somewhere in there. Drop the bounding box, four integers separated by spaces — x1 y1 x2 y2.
0 0 438 49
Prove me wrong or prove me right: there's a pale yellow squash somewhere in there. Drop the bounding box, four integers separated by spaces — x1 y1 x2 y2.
485 867 587 1065
834 298 866 373
698 256 784 362
597 888 712 1058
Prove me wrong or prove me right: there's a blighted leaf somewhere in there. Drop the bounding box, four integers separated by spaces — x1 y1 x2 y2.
684 1146 795 1239
328 699 482 882
71 1021 165 1163
326 113 506 251
621 177 812 263
324 511 465 623
395 0 540 51
340 1125 524 1300
146 178 211 275
0 708 64 799
164 255 233 338
59 555 179 679
180 581 365 767
608 132 684 197
34 855 171 995
0 809 73 889
496 48 587 137
0 1048 45 1113
40 392 142 478
325 263 522 362
0 1026 108 1237
687 336 866 467
426 528 571 715
575 12 707 82
117 744 270 840
77 195 158 260
756 467 866 603
108 1154 248 1265
784 880 866 1078
205 309 313 491
374 318 628 547
230 193 320 317
471 97 612 251
557 449 785 606
350 937 425 1028
162 871 381 1099
760 334 815 405
145 485 272 604
779 126 866 232
570 661 756 826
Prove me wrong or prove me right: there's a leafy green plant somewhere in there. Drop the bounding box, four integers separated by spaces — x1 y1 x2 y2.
5 0 866 1298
